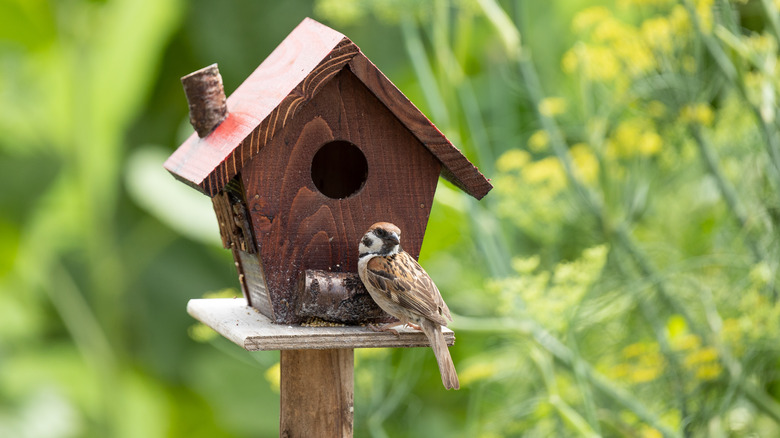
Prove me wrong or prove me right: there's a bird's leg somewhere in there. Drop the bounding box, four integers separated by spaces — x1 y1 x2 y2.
405 323 421 331
368 321 405 336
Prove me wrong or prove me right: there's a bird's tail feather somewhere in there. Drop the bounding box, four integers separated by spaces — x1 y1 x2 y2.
422 320 460 390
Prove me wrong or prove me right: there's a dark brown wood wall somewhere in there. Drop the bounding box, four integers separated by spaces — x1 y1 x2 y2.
242 68 441 323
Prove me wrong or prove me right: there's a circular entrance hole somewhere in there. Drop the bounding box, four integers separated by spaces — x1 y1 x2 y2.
311 140 368 199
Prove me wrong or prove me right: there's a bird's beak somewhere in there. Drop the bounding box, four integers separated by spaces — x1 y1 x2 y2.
387 233 400 246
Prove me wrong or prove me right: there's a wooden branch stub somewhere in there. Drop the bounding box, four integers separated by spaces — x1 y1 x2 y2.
186 298 455 351
297 270 394 324
182 63 227 137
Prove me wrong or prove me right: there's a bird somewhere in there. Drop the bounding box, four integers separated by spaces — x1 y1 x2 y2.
357 222 460 390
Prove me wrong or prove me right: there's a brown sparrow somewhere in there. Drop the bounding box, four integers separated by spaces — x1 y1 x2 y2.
358 222 460 390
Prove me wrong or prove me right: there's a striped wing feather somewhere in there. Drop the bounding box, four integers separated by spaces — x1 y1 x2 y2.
365 252 452 326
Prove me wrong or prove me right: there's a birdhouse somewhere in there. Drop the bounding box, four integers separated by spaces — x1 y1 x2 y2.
165 18 492 325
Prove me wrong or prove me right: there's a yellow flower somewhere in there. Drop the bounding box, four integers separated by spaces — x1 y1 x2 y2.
570 143 599 183
629 366 663 383
619 0 675 6
680 103 714 126
460 361 498 386
671 333 702 351
695 363 723 380
622 341 662 362
609 118 663 158
561 47 580 74
496 149 531 172
668 313 688 337
582 45 621 81
669 5 692 35
684 346 719 367
610 363 631 379
265 362 281 393
642 17 674 54
593 17 634 43
539 97 568 117
511 255 540 274
615 37 656 75
744 32 778 59
528 130 550 152
638 131 663 155
640 426 664 438
696 0 714 33
572 6 612 34
188 323 218 342
203 288 240 299
523 157 567 192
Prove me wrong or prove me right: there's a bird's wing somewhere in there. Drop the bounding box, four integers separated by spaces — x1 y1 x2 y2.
365 252 451 326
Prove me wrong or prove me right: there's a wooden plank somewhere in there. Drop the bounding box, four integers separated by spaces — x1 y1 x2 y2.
280 349 353 438
186 298 455 351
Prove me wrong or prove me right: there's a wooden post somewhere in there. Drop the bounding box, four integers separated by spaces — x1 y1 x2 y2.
187 298 455 437
280 349 353 438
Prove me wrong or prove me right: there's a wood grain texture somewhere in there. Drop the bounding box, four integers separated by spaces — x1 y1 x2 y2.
186 298 455 350
211 188 255 253
297 270 394 324
280 349 353 438
347 53 493 200
234 249 272 317
181 63 227 138
243 68 441 323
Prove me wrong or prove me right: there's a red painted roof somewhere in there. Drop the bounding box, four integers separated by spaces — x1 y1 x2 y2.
164 18 492 200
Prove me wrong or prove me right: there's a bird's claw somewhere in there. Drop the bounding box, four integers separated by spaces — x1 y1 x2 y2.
368 323 401 337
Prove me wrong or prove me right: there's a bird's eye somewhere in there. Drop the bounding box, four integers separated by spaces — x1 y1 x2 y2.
376 229 386 237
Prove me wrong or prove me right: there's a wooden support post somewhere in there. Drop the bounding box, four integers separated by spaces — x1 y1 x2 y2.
187 299 456 437
280 349 353 438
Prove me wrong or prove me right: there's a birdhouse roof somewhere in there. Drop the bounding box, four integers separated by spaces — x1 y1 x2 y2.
164 18 492 200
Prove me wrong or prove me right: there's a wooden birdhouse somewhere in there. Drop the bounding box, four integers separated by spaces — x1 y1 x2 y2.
165 18 491 325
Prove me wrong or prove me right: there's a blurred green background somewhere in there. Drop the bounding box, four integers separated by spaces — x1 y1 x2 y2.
2 0 780 436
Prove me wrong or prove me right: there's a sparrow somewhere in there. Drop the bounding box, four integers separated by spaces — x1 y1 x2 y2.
357 222 460 390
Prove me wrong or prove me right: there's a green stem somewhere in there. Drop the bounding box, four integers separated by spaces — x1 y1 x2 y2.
690 126 761 259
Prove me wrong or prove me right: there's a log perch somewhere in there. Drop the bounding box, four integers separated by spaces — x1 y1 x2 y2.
182 63 228 137
297 270 395 325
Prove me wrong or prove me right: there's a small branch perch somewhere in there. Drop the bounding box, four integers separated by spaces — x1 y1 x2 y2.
182 63 227 137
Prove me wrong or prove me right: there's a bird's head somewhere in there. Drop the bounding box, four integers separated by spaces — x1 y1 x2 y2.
359 222 402 257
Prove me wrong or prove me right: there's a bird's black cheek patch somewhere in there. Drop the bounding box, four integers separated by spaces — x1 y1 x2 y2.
362 236 374 247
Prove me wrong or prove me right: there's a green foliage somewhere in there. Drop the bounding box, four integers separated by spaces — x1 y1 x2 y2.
2 0 780 436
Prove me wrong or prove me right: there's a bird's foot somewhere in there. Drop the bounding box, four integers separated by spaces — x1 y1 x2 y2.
368 322 403 337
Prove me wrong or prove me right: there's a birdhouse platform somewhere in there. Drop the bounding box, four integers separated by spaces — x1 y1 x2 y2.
187 298 455 351
189 297 456 437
